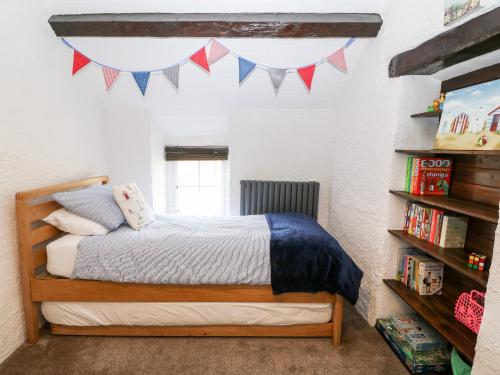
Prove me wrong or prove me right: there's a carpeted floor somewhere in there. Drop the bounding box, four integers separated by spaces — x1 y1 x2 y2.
0 303 407 375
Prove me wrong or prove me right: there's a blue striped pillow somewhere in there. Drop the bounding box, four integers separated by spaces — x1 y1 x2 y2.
53 185 125 230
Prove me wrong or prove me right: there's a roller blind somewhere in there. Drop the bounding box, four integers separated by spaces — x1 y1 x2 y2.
165 146 229 161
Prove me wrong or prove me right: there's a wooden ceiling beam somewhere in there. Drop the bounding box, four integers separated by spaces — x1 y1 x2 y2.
48 13 383 38
389 7 500 77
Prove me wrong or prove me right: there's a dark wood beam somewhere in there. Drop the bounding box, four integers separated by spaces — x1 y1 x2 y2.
441 62 500 92
48 13 383 38
389 7 500 77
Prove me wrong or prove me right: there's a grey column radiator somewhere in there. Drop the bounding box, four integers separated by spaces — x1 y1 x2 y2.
240 180 320 220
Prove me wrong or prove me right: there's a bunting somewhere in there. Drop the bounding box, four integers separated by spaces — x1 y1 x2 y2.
208 39 229 65
72 50 90 75
297 65 316 91
64 37 356 96
327 49 348 73
102 67 120 91
190 47 210 73
132 72 150 96
268 68 287 94
238 57 256 83
162 64 179 89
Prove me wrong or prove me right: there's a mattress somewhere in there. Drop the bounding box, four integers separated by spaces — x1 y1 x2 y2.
44 235 332 326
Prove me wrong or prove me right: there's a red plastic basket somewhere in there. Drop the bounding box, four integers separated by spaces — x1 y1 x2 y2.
454 290 485 334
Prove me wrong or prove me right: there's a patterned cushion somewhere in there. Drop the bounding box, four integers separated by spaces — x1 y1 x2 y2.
112 183 155 230
53 185 125 230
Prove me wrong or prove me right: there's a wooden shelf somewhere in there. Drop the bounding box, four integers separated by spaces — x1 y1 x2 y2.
395 149 500 156
388 230 488 287
410 111 441 118
389 190 499 223
383 279 476 362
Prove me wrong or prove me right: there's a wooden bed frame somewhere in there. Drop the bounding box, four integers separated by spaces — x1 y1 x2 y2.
16 176 343 345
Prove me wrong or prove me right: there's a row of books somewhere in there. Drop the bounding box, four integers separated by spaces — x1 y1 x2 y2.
376 314 450 374
404 157 452 195
397 249 444 295
404 202 468 248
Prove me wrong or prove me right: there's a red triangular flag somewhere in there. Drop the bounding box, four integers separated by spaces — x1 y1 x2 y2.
190 47 210 73
297 64 316 91
327 48 347 73
72 50 91 76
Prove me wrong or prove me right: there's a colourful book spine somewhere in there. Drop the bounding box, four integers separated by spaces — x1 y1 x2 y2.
429 209 438 244
411 158 420 194
405 157 413 193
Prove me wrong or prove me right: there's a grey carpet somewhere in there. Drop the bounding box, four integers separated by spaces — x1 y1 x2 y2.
0 303 407 375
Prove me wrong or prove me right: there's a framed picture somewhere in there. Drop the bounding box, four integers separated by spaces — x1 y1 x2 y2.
434 78 500 150
444 0 481 26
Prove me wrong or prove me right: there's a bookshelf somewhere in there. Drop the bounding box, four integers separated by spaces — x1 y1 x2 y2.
388 230 488 287
383 280 477 362
389 190 499 223
410 111 441 118
385 64 500 365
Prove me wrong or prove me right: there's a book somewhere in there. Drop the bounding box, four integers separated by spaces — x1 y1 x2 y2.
396 248 419 282
405 157 413 193
411 157 421 194
409 158 452 196
391 314 448 352
438 215 468 248
417 261 444 295
376 319 450 374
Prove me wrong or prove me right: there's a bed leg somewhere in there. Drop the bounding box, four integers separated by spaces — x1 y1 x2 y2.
24 302 40 344
332 294 343 347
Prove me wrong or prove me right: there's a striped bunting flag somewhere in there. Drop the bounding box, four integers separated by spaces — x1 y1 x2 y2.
268 68 287 94
102 67 120 91
162 64 179 89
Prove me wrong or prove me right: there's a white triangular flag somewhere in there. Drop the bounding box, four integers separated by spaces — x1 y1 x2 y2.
162 64 179 89
208 39 229 65
268 68 287 94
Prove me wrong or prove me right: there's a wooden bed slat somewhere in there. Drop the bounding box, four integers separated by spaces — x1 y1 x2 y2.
33 248 48 270
31 278 337 303
29 201 61 222
31 225 61 246
51 323 333 337
16 175 108 201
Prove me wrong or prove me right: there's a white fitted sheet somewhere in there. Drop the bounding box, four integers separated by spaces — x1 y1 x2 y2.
44 235 332 326
42 302 332 326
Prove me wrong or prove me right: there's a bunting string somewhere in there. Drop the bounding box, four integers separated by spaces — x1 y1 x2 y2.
64 37 356 95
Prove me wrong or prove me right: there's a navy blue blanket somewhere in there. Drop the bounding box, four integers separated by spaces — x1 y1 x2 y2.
266 213 363 305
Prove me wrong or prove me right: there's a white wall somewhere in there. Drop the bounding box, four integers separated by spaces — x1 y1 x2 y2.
101 106 154 204
228 109 334 226
0 0 107 363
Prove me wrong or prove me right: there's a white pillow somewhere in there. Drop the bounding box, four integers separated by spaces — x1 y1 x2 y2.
43 208 109 236
112 183 155 230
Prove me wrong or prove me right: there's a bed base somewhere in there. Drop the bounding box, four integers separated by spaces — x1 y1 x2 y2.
16 176 343 346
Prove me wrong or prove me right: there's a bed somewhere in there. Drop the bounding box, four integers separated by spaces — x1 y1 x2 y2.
16 176 360 346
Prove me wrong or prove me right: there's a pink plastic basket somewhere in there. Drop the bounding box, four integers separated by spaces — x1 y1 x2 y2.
454 290 485 334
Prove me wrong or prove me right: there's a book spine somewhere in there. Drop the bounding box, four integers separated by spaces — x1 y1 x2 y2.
429 209 437 244
411 158 421 194
405 157 413 193
438 216 449 248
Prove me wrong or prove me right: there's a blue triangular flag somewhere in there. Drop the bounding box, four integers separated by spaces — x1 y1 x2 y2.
132 72 150 95
344 38 356 48
238 57 256 83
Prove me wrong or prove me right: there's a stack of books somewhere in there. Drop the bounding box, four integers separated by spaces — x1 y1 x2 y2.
376 314 450 374
404 202 468 248
397 249 444 295
405 157 452 195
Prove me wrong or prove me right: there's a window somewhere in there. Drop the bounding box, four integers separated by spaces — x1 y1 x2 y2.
165 147 229 216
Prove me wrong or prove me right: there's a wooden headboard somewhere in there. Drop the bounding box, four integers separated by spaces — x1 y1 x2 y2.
15 176 108 342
